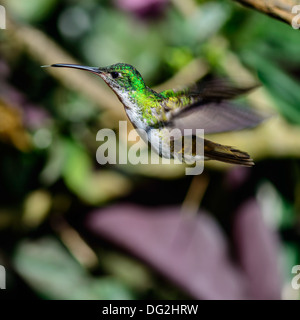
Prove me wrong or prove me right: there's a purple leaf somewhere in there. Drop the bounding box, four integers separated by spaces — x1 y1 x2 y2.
87 204 249 299
233 199 281 299
114 0 169 19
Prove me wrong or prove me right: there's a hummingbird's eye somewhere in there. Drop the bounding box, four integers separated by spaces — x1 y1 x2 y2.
110 72 120 79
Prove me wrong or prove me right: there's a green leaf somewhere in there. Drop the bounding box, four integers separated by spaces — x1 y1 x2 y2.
242 53 300 125
61 138 131 204
13 237 134 299
62 138 92 197
7 0 58 22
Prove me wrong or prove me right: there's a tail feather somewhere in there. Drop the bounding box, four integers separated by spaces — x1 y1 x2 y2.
204 139 254 167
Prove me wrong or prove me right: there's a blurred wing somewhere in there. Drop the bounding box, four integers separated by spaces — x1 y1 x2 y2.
187 79 259 101
160 78 259 101
168 101 269 134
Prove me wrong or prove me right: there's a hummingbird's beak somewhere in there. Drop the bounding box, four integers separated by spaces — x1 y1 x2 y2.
44 64 103 75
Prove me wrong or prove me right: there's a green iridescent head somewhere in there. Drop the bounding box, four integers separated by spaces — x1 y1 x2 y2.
49 62 146 93
99 63 146 92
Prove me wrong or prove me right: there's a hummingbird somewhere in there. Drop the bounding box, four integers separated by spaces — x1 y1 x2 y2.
47 63 267 166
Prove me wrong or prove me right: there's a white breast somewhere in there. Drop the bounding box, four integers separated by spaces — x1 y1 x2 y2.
147 128 175 159
118 92 149 131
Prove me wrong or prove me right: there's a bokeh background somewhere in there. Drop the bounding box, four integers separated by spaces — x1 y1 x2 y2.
0 0 299 299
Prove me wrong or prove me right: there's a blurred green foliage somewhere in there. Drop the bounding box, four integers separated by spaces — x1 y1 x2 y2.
0 0 299 299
